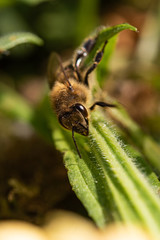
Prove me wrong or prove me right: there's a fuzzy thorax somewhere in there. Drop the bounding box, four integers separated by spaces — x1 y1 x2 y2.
50 79 91 116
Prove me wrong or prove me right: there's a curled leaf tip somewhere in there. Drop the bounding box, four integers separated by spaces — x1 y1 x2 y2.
0 32 44 52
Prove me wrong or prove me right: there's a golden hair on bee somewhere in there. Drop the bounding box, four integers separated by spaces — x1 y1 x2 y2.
48 38 116 158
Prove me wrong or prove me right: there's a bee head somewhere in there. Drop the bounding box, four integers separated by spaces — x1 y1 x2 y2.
59 103 89 136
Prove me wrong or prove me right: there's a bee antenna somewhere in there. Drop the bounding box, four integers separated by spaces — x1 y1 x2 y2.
72 127 81 158
55 53 73 91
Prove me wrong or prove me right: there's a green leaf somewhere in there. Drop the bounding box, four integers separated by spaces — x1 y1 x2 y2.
0 32 43 53
42 20 158 230
83 23 137 67
52 110 160 238
53 127 115 227
109 104 160 172
96 35 117 87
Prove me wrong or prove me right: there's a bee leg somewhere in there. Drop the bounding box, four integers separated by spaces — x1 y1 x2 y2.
74 38 96 82
63 63 83 83
84 41 108 86
72 127 81 158
90 101 116 111
75 39 96 67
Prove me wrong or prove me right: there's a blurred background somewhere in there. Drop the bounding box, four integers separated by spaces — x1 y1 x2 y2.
0 0 160 225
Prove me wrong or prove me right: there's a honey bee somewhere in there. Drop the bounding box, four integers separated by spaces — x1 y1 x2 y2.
48 34 115 158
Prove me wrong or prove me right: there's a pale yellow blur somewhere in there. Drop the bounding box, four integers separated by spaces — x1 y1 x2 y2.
0 221 47 240
0 211 154 240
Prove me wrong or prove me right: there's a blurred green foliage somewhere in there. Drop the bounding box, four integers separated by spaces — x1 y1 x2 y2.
0 32 43 52
0 0 160 232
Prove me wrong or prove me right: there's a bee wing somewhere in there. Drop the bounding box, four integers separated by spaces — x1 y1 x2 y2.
48 52 74 90
47 52 60 89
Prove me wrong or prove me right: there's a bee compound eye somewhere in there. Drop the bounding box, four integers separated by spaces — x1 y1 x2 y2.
74 103 88 117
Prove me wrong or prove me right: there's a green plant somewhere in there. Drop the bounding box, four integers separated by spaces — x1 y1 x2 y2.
0 32 43 53
1 24 160 239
